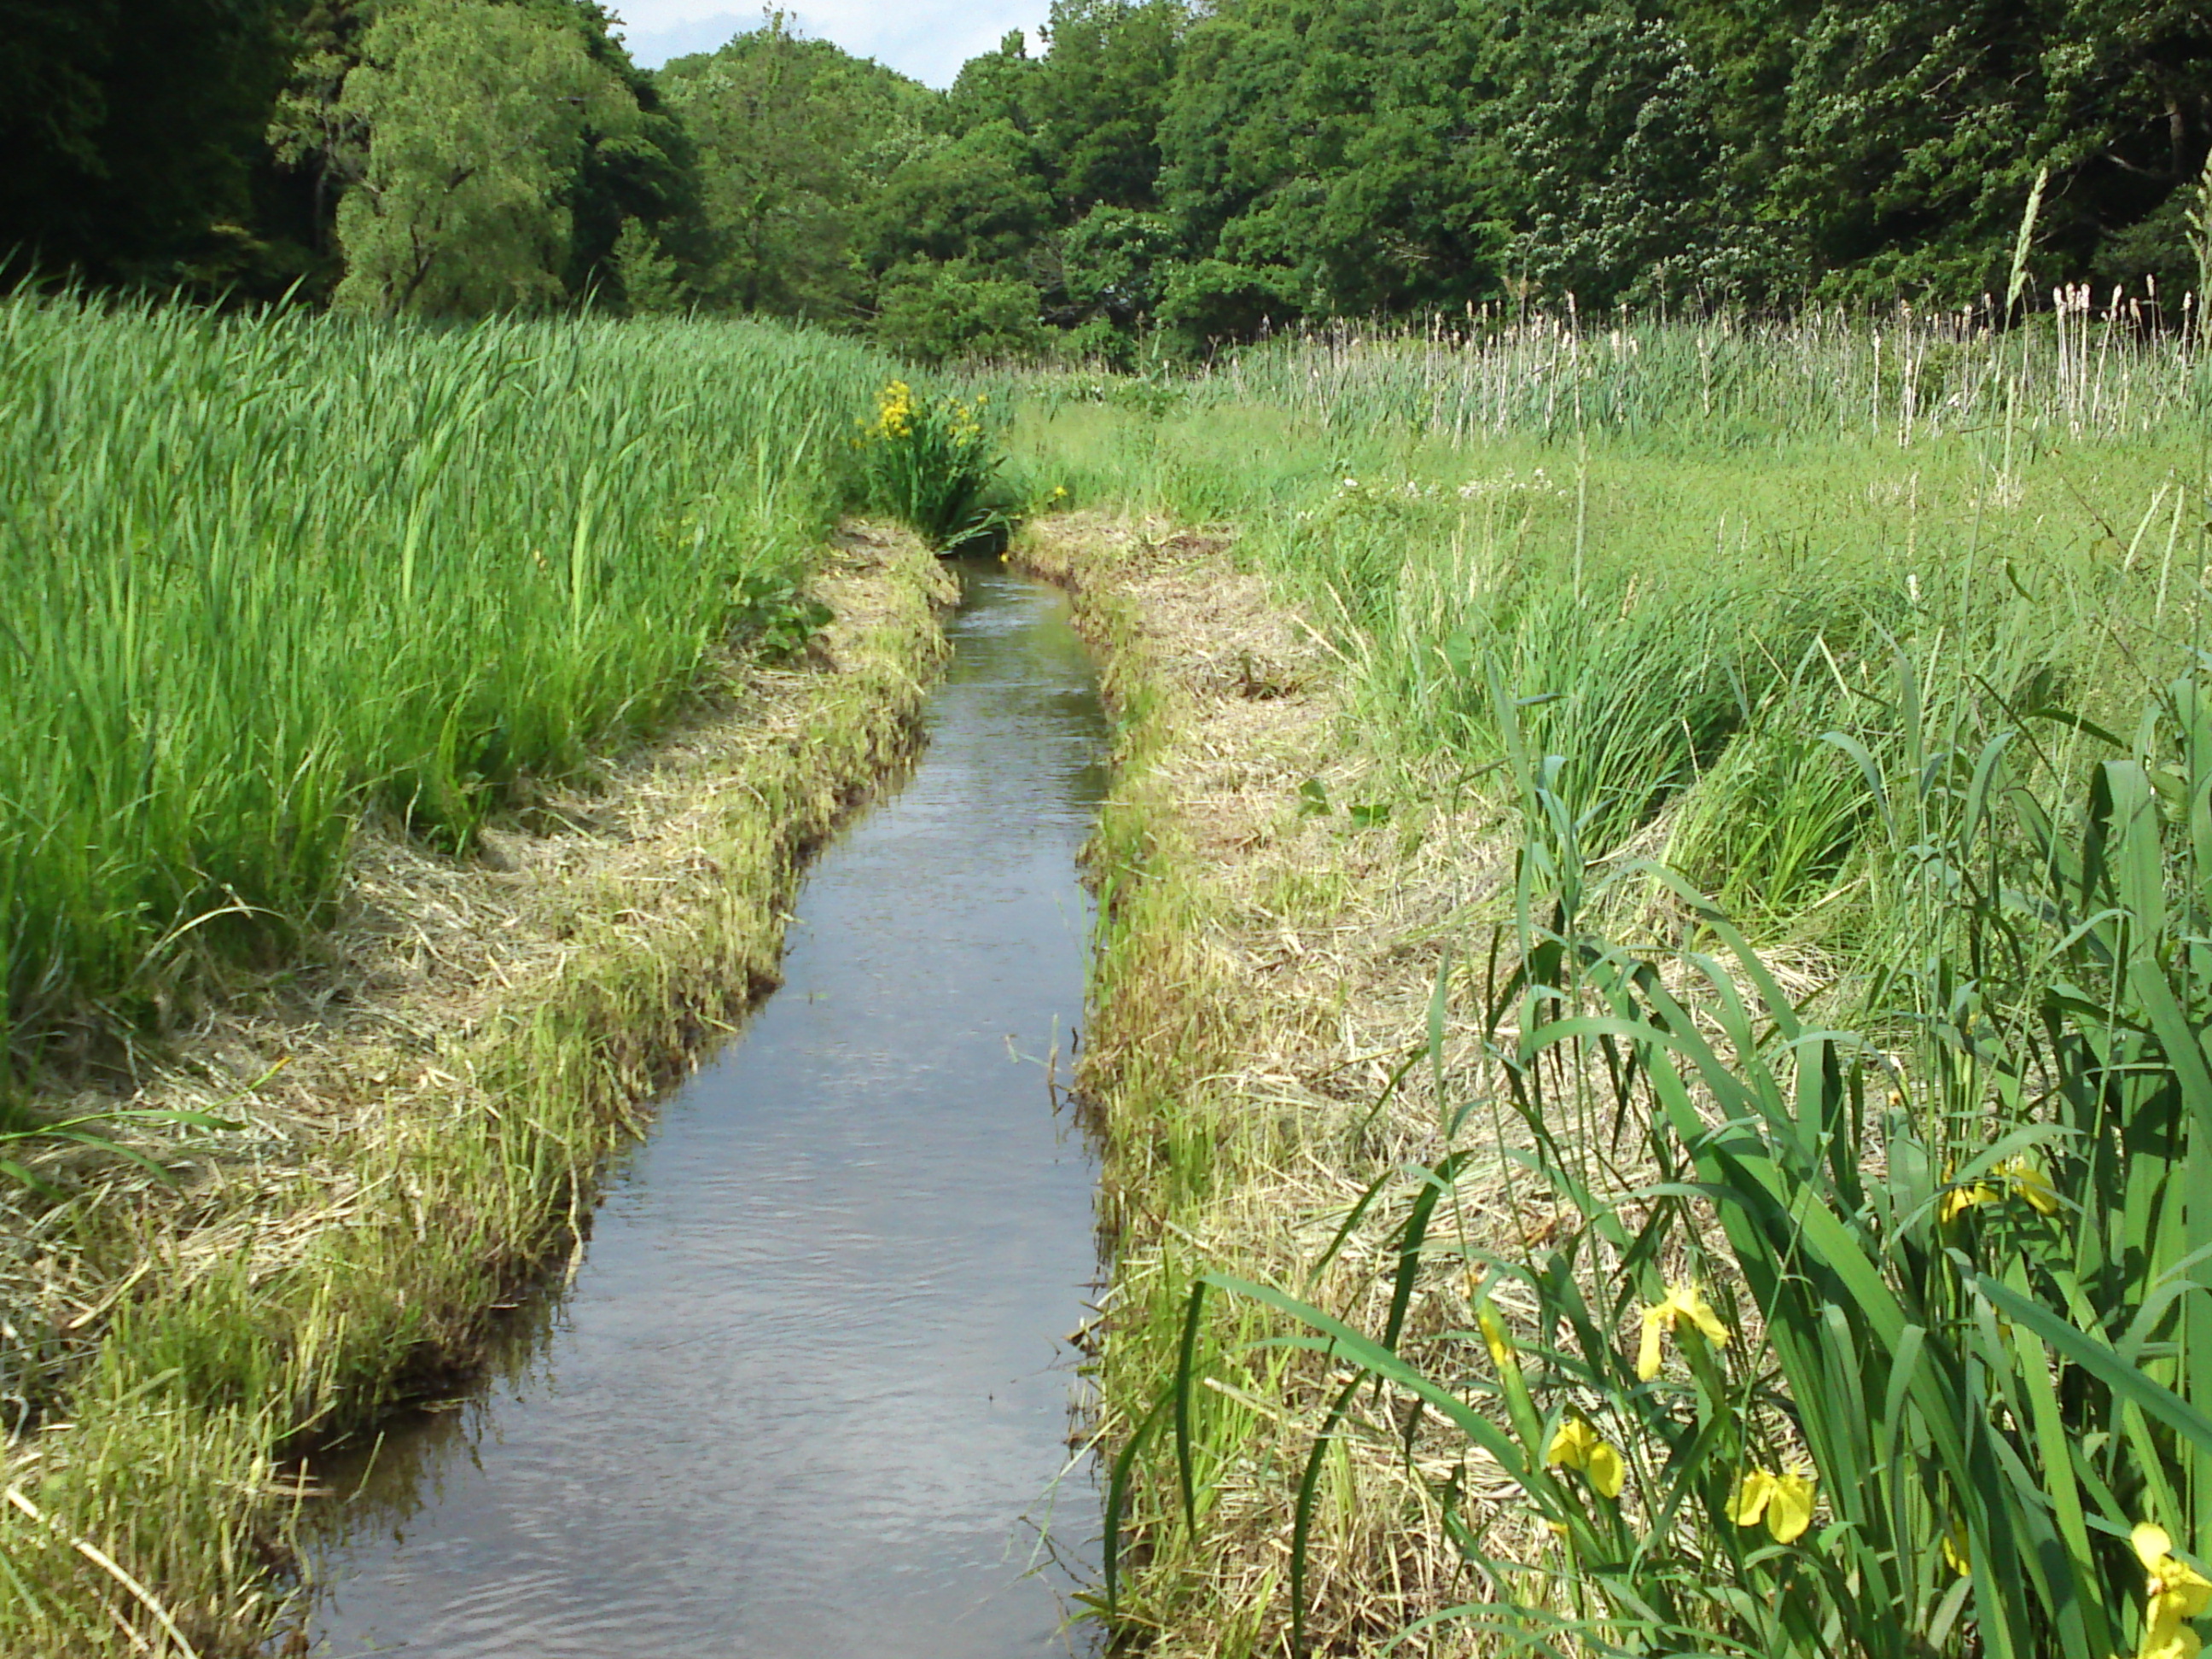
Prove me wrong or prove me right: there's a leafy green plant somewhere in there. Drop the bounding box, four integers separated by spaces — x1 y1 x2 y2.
733 570 834 661
1181 665 2212 1658
853 378 1010 550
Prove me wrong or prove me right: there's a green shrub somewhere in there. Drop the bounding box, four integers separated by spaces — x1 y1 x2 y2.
870 259 1048 366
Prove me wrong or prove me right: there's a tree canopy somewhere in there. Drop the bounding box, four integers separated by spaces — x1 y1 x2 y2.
4 0 2207 343
328 0 635 313
0 0 302 288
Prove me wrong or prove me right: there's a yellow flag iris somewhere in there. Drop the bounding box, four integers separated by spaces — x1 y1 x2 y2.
2133 1523 2212 1659
1940 1155 2062 1223
1545 1417 1626 1500
1476 1303 1516 1373
867 381 915 441
1636 1282 1729 1380
1997 1155 2061 1214
1729 1464 1817 1544
1938 1177 1999 1225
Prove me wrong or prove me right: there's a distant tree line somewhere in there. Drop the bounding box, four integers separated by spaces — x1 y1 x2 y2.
4 0 2208 356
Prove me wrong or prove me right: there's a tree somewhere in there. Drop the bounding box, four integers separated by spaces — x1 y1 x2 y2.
864 119 1057 277
945 29 1041 136
329 0 636 315
1481 0 1785 306
1735 0 2211 302
872 257 1048 362
269 0 701 309
0 0 303 289
1028 0 1186 213
1155 0 1512 326
609 214 684 311
657 17 934 320
1062 204 1179 323
555 0 712 306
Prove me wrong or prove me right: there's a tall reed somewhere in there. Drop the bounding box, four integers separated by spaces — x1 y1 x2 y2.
1033 305 2212 1655
0 296 890 1062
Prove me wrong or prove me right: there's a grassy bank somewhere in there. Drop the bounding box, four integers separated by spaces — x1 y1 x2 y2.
1019 311 2212 1656
0 296 974 1655
0 525 953 1655
0 295 893 1062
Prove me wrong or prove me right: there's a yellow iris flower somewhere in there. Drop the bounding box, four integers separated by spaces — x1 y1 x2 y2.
1938 1180 1996 1224
869 381 915 440
2133 1523 2212 1659
1545 1417 1626 1499
1999 1155 2062 1214
1939 1155 2062 1223
1637 1282 1729 1380
1728 1464 1817 1544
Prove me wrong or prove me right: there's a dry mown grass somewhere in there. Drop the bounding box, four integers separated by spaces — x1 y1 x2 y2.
1027 513 1801 1656
1022 512 1514 1652
0 524 954 1657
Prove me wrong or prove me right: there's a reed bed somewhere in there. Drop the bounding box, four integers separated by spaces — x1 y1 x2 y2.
1209 294 2209 447
0 296 890 1067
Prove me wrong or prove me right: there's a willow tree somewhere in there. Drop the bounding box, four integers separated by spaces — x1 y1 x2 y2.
330 0 634 314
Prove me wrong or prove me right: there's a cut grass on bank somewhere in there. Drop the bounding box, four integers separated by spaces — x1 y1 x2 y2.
1017 310 2212 1656
0 527 954 1657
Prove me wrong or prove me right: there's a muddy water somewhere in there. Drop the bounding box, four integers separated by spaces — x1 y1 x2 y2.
303 564 1109 1658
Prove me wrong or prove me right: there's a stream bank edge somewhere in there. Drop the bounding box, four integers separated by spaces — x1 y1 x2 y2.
0 524 957 1658
1018 514 1488 1656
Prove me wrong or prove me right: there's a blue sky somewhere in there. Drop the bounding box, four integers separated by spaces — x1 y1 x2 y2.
609 3 1052 86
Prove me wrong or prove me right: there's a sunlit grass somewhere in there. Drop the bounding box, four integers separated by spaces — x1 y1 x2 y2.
1023 311 2212 1656
0 296 893 1063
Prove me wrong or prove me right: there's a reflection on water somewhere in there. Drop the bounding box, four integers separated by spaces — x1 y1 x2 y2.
300 564 1109 1658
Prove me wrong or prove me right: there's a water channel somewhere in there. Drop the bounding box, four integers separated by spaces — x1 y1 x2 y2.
303 562 1109 1658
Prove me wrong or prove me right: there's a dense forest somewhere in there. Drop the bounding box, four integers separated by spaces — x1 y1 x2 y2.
5 0 2210 355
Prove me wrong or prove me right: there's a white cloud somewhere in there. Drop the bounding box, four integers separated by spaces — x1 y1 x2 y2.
607 3 1051 87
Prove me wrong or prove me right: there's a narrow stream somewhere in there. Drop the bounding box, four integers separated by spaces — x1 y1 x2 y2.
302 563 1109 1658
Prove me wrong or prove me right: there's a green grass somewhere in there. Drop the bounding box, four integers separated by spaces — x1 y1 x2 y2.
1021 310 2212 1656
1010 314 2205 956
0 295 895 1066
